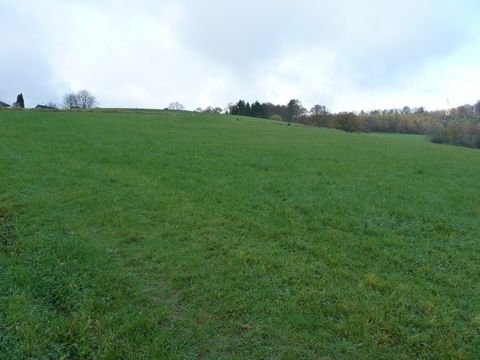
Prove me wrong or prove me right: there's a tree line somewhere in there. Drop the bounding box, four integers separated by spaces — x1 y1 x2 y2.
226 99 480 149
228 99 311 122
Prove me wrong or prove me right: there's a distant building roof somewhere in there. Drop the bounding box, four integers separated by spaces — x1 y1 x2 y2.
0 101 10 107
35 104 56 110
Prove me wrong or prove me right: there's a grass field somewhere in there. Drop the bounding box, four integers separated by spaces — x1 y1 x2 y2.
1 109 479 359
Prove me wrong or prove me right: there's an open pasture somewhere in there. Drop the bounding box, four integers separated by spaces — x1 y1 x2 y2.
1 110 479 358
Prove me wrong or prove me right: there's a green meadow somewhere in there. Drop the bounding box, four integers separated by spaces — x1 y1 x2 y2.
1 109 479 359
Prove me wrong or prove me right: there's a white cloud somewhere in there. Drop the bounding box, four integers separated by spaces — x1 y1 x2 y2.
0 0 479 110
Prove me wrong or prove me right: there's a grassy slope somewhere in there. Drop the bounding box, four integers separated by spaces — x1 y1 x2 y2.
1 110 479 359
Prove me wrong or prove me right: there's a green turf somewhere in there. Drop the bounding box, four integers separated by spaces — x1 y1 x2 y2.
1 109 479 359
364 132 428 142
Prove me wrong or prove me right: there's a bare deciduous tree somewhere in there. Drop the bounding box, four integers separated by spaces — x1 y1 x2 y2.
77 90 97 109
63 90 97 109
168 102 185 111
63 93 78 109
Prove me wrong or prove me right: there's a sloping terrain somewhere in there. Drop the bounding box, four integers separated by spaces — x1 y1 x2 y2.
1 110 479 358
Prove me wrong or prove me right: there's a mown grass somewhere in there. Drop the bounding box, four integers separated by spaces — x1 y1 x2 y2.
1 109 479 359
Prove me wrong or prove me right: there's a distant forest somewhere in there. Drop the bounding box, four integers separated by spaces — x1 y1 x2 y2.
228 99 480 149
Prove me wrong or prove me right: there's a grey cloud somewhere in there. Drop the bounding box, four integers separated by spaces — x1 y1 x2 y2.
182 0 474 88
1 0 479 110
0 51 60 107
0 2 65 106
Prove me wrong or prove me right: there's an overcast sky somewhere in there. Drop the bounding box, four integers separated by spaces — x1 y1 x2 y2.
1 0 479 111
